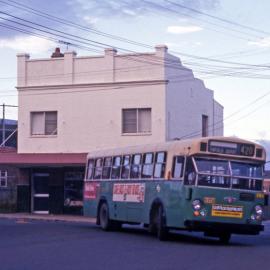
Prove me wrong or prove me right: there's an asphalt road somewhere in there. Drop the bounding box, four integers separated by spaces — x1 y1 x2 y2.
0 218 269 270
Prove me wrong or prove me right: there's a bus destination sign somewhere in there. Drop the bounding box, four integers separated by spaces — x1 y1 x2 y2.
208 141 255 157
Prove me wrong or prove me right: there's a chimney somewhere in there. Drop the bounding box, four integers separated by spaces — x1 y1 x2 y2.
155 45 168 57
51 47 64 58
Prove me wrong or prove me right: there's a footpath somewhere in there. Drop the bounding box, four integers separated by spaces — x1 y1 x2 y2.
0 213 96 224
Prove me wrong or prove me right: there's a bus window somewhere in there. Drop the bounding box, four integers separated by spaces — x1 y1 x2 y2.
111 156 122 179
121 155 131 179
154 152 166 178
172 156 184 179
196 158 230 188
130 154 142 179
94 158 103 179
87 159 94 180
102 157 112 179
142 153 154 178
184 157 196 185
231 162 263 191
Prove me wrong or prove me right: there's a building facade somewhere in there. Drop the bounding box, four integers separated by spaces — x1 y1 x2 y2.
17 45 223 154
2 45 223 214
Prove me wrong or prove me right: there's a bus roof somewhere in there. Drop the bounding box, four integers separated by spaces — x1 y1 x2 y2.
87 136 266 161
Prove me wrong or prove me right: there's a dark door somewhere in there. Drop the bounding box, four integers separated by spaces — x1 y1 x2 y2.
32 173 49 214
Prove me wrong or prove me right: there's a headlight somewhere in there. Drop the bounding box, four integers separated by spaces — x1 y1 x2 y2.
255 205 263 216
251 205 263 220
192 199 202 211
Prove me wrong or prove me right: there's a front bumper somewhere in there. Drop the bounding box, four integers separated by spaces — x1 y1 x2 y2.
184 220 264 235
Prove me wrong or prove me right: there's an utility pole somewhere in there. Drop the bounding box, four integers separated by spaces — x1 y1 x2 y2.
1 103 5 147
0 104 18 147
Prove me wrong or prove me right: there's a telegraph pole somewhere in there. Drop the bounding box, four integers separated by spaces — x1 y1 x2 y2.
1 104 18 147
1 103 5 147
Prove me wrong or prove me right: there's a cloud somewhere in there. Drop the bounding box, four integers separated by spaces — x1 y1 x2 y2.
167 25 203 34
72 0 219 18
248 37 270 48
0 36 55 54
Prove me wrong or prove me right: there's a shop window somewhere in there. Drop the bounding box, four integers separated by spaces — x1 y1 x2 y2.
64 171 84 209
0 170 7 187
122 108 151 134
31 111 57 135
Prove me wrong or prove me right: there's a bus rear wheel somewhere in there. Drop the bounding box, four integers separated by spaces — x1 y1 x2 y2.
157 206 168 241
99 202 112 231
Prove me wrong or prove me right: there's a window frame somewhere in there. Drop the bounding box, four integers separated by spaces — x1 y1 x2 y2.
153 152 167 179
142 152 154 179
122 108 152 134
31 111 58 136
172 156 185 179
0 170 8 188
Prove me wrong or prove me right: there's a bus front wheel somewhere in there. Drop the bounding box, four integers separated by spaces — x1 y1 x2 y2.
99 202 112 231
219 233 231 244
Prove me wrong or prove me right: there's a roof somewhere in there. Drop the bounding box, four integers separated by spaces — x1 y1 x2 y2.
0 150 87 166
87 136 266 159
0 119 17 125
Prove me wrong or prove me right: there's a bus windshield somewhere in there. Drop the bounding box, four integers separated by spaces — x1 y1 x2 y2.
195 158 263 190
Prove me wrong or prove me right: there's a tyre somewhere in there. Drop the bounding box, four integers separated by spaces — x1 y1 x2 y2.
157 205 168 241
219 233 231 244
99 202 112 231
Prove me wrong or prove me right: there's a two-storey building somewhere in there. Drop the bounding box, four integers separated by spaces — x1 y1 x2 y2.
9 45 223 214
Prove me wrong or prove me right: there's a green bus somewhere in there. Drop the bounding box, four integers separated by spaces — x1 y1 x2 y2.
83 137 266 243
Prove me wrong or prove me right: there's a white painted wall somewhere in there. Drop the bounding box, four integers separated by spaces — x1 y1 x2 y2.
164 50 223 140
17 45 223 154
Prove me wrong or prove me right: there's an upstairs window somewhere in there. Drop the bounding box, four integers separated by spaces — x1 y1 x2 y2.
0 170 7 187
31 111 57 135
122 108 151 134
202 115 208 137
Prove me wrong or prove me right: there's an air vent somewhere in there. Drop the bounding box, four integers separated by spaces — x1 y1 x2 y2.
239 193 255 201
256 148 263 158
200 142 207 152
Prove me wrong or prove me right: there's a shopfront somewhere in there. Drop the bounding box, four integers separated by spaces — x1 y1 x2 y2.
0 151 87 215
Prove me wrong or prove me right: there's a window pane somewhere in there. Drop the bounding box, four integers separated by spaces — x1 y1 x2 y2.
138 108 151 133
142 164 153 178
45 112 57 135
202 115 208 137
122 109 137 133
144 153 153 164
173 156 184 178
154 164 165 178
111 156 121 179
156 152 166 163
87 159 94 179
94 158 103 179
31 112 44 135
102 157 112 179
131 154 142 178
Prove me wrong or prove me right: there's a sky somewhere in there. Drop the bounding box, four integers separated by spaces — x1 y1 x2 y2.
0 0 270 161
